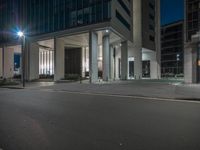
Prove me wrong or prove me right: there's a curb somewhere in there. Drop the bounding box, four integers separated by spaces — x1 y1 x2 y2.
41 89 200 102
0 86 24 89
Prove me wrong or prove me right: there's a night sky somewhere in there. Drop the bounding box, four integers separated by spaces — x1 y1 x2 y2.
161 0 184 25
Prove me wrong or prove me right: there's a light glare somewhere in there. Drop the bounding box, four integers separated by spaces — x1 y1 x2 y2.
17 31 24 37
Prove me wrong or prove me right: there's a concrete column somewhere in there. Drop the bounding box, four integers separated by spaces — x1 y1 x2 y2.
54 38 65 81
102 35 110 81
89 31 98 83
134 47 142 79
150 61 159 79
0 48 2 78
197 44 200 83
192 45 198 83
184 46 197 83
155 0 161 79
110 46 114 80
82 47 86 78
121 41 128 80
143 50 159 79
132 0 142 80
4 47 14 78
29 42 39 81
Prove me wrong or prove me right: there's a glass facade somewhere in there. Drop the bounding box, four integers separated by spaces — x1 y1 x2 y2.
116 10 130 30
0 0 111 43
161 21 184 77
186 0 200 41
0 0 21 43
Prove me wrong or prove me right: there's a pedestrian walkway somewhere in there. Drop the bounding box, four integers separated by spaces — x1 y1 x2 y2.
0 81 55 89
39 80 200 100
1 79 200 100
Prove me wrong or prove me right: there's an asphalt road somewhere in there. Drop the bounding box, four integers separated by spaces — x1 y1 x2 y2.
0 88 200 150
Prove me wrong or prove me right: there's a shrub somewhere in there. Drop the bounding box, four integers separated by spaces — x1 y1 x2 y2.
64 74 80 80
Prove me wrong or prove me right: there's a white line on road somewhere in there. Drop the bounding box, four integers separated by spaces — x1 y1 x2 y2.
41 89 200 104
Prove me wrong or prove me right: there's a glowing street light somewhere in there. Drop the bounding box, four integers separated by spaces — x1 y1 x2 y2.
17 31 24 37
105 29 109 33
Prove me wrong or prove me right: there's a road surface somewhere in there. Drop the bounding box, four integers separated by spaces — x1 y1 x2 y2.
0 88 200 150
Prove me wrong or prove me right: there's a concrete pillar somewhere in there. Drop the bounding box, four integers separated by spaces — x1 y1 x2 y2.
142 50 159 79
184 46 197 83
184 32 200 83
121 41 128 80
29 42 39 81
110 46 114 80
150 62 159 79
102 35 110 81
132 0 142 80
134 47 142 79
114 46 121 80
54 38 65 81
192 46 198 83
89 31 98 83
197 44 200 83
4 47 14 78
155 0 161 79
82 47 86 78
150 52 159 79
0 48 2 78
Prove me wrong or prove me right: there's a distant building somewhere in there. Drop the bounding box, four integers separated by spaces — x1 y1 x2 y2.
0 0 161 82
184 0 200 83
161 21 184 77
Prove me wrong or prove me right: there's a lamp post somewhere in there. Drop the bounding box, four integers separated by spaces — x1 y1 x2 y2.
17 31 25 87
176 54 180 77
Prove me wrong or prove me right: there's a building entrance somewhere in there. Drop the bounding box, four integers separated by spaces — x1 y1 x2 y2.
65 47 81 79
142 60 150 78
129 61 134 78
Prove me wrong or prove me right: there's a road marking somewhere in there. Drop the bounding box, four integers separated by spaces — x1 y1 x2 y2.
41 89 200 104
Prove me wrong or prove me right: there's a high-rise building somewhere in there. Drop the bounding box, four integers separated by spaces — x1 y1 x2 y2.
185 0 200 42
161 21 184 77
184 0 200 83
0 0 161 82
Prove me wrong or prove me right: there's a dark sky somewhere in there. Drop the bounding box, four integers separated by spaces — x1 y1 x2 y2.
161 0 184 25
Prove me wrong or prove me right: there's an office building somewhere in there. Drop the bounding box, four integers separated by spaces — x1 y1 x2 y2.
0 0 161 82
184 0 200 83
161 21 184 77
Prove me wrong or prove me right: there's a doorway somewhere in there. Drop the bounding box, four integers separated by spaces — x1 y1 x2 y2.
142 60 150 78
65 47 81 79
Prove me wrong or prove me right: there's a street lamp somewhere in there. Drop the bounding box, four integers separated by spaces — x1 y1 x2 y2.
17 31 24 37
176 54 180 77
17 31 25 87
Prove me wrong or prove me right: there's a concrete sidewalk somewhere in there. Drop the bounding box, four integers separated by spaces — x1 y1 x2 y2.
38 80 200 100
1 79 200 100
0 81 55 89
